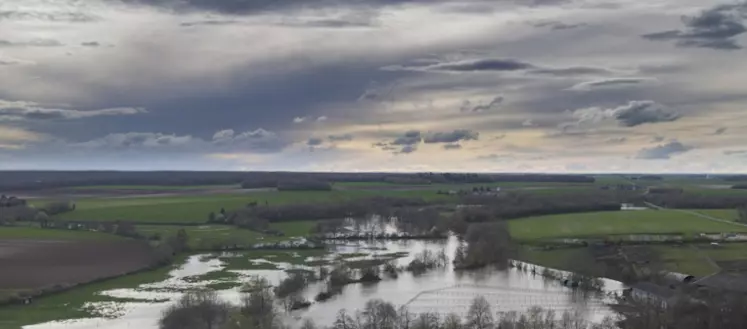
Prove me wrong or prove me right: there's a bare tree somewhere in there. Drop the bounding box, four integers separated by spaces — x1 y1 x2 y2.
159 290 231 329
333 309 356 329
465 296 494 329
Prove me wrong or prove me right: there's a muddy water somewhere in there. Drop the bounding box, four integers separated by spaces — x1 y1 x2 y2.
24 236 622 329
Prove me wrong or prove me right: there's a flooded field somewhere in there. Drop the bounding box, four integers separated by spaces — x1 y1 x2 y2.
23 234 622 329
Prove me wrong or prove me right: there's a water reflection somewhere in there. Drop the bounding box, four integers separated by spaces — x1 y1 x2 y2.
24 236 621 329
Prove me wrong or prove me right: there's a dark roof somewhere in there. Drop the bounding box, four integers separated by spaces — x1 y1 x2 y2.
630 282 677 299
692 272 747 293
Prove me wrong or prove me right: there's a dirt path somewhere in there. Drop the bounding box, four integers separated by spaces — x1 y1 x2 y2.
644 202 747 228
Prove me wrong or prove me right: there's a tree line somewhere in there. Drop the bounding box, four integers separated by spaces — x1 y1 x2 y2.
158 284 617 329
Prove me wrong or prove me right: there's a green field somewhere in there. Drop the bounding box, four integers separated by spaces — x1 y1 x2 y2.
654 243 747 276
67 184 240 190
508 210 747 241
51 190 453 223
0 226 120 240
689 209 740 221
136 221 316 249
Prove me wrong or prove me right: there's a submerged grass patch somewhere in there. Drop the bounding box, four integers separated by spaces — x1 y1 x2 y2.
0 255 189 329
183 270 240 283
219 249 328 270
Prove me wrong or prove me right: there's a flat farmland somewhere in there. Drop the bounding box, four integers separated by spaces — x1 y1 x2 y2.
0 226 120 240
51 190 453 223
0 238 158 292
689 209 739 221
508 210 747 241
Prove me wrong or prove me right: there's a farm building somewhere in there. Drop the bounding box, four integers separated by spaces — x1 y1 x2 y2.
660 271 696 285
625 282 679 306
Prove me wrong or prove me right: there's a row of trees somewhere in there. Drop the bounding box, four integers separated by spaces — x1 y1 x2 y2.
454 191 631 223
159 286 616 329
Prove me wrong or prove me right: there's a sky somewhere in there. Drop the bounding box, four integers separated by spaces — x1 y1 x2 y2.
0 0 746 173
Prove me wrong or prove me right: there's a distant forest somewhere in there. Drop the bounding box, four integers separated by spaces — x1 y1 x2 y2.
0 171 597 191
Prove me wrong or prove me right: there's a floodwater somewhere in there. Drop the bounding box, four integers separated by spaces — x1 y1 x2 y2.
23 236 623 329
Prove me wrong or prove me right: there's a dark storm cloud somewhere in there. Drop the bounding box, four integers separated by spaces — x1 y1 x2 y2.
423 129 479 143
530 66 614 76
117 0 565 15
442 143 462 150
38 57 403 142
642 2 747 50
460 96 503 112
328 133 354 142
612 101 680 127
423 58 535 72
391 130 422 145
0 39 64 47
307 137 324 146
387 58 624 80
570 78 653 90
636 140 693 159
571 100 681 127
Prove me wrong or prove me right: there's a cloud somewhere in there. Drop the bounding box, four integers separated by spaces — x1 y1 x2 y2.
328 133 353 142
636 140 693 159
532 21 587 30
530 66 614 76
460 96 503 112
307 137 324 146
392 130 422 145
293 116 327 123
724 150 747 155
642 2 747 50
398 145 417 154
385 58 535 73
0 39 64 47
423 129 479 143
569 78 654 91
0 100 147 121
712 127 728 135
69 128 284 154
651 135 666 142
443 143 462 150
76 132 195 150
605 137 627 144
428 58 534 72
0 57 33 66
81 41 100 47
0 10 98 22
211 128 277 145
571 100 681 127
